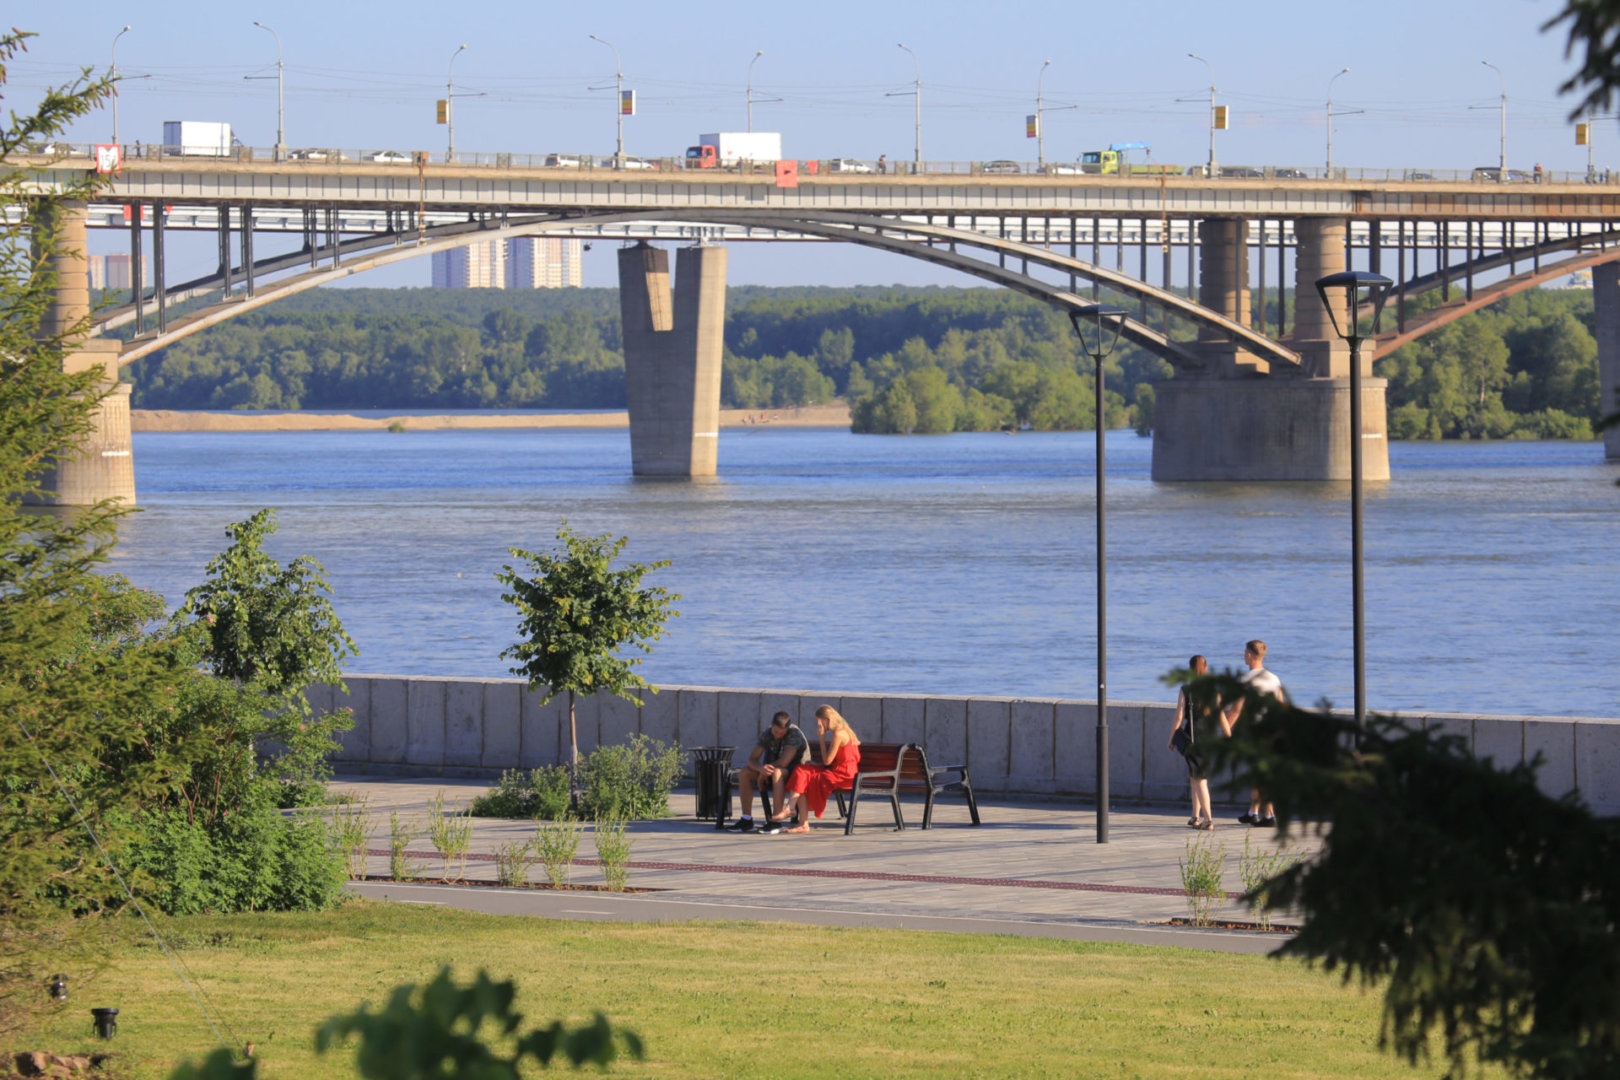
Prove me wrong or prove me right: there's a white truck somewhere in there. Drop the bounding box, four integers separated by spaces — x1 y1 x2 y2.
162 121 234 157
685 132 781 169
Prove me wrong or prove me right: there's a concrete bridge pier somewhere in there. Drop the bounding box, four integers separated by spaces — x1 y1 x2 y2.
616 241 726 477
25 200 136 506
1152 215 1389 482
1595 260 1620 460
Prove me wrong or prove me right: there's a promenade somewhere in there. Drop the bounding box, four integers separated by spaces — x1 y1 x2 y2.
333 776 1321 957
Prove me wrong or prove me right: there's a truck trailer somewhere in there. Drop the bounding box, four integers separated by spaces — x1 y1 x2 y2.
685 132 782 169
162 121 234 157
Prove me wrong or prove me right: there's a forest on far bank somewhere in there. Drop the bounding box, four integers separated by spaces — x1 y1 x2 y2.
120 283 1605 440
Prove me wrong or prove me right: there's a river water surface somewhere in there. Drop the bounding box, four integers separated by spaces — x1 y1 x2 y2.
107 426 1620 718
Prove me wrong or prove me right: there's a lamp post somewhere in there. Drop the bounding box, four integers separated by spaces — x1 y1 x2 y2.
1068 302 1128 844
1035 59 1051 168
590 35 625 168
1187 52 1216 176
1483 60 1506 180
251 21 284 160
1312 271 1392 740
446 44 468 162
110 25 131 145
747 50 764 132
1326 67 1349 174
898 43 921 172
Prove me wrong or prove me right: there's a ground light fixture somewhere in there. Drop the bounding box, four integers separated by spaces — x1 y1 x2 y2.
1312 270 1392 740
1068 302 1128 843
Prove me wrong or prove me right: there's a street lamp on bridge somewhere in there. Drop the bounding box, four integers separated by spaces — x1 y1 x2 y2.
1068 302 1127 844
1483 60 1507 181
896 43 921 173
250 21 285 161
590 34 626 169
1326 67 1350 175
446 44 468 163
1313 270 1392 739
747 50 763 132
1035 59 1051 168
110 25 131 146
1187 53 1217 177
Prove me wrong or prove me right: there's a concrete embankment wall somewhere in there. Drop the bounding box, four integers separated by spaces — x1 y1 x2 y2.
311 674 1620 812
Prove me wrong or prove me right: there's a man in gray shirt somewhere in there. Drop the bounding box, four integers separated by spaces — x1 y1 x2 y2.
726 711 809 833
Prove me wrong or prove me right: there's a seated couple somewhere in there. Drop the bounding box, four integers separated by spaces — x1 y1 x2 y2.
726 705 861 835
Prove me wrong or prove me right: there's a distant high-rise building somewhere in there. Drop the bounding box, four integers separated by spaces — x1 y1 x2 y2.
87 253 149 291
431 239 506 289
506 237 584 289
430 237 582 289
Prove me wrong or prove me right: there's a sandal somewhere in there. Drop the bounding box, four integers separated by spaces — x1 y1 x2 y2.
783 823 811 834
1196 818 1215 831
1186 818 1201 828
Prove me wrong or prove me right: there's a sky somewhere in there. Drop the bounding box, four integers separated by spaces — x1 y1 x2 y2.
12 0 1603 289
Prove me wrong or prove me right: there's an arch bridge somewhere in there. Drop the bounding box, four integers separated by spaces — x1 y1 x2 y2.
24 156 1620 502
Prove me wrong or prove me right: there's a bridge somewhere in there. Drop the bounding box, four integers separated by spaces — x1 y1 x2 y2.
23 150 1620 503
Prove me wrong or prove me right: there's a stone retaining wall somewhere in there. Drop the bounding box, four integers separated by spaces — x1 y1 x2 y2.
310 675 1620 811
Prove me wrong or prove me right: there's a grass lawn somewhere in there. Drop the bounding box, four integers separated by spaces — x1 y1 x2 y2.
12 901 1497 1079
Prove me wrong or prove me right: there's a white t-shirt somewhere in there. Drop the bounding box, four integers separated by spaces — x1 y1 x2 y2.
1240 666 1284 701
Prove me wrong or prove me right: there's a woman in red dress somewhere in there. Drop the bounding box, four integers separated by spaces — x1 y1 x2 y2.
772 705 861 834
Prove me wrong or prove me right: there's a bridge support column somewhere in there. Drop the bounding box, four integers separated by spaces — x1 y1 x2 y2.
1291 218 1353 378
1195 218 1259 374
1595 259 1620 460
617 242 726 477
24 200 136 506
1152 377 1389 482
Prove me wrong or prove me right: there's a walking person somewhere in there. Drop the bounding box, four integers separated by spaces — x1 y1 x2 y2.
771 705 861 834
1168 655 1214 829
1221 639 1286 826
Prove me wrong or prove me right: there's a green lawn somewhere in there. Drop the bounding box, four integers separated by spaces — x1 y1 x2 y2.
14 902 1496 1079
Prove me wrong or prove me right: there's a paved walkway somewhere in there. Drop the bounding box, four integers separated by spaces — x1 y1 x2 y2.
332 775 1322 955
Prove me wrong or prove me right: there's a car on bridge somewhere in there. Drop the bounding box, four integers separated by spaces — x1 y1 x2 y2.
600 155 657 170
828 158 874 173
1473 166 1533 183
1040 162 1082 175
366 150 410 164
982 160 1021 174
287 148 350 162
544 153 584 168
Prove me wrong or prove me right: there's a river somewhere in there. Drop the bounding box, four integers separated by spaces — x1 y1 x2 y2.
106 425 1620 717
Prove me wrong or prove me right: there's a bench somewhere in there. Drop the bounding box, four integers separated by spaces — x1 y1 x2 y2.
717 741 980 835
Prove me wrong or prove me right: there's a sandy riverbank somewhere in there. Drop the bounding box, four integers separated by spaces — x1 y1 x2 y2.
132 402 850 433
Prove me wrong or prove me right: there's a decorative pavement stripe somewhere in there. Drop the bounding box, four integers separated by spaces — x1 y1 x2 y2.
364 848 1244 900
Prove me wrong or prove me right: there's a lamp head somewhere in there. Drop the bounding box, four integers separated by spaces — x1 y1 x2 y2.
1313 270 1393 342
1069 303 1129 359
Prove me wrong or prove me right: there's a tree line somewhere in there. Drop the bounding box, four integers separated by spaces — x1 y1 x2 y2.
121 282 1605 440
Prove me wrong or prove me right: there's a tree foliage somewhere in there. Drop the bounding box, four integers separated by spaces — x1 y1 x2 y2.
496 524 678 779
1192 672 1620 1080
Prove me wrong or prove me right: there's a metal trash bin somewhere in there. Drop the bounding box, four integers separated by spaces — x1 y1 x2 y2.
690 746 736 820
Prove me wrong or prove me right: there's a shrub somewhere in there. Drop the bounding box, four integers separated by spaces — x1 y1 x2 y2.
535 816 585 888
428 791 473 881
1179 834 1227 928
593 817 634 892
1238 834 1304 932
122 790 346 914
492 840 534 887
469 766 569 819
388 812 422 882
579 735 683 821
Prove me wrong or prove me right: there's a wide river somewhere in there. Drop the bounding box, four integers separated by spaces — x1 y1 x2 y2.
107 425 1619 718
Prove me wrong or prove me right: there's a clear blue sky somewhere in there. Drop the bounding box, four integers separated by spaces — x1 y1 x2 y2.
13 0 1600 287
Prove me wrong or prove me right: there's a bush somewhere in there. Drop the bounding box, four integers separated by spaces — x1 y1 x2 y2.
579 735 684 821
123 790 346 914
469 766 570 819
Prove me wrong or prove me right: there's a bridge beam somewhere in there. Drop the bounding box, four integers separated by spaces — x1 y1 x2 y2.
617 242 726 478
25 200 136 506
1596 259 1620 461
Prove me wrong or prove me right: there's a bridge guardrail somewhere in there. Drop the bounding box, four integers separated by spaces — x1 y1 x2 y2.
16 143 1620 186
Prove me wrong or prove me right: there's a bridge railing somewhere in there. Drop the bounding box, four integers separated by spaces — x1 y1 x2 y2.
18 142 1620 186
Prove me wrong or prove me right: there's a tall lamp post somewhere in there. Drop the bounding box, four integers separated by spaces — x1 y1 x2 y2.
1313 271 1392 739
590 34 625 168
897 43 921 172
1187 52 1217 177
110 25 131 145
1035 59 1051 168
445 44 468 162
251 21 285 160
1483 60 1506 181
1068 302 1127 844
747 50 764 131
1325 67 1349 174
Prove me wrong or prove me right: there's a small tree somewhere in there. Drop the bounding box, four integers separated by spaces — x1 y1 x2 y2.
496 523 678 799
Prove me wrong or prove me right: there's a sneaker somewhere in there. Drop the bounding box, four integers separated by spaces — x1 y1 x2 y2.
760 822 784 835
1237 811 1255 825
1255 816 1278 828
724 817 755 833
